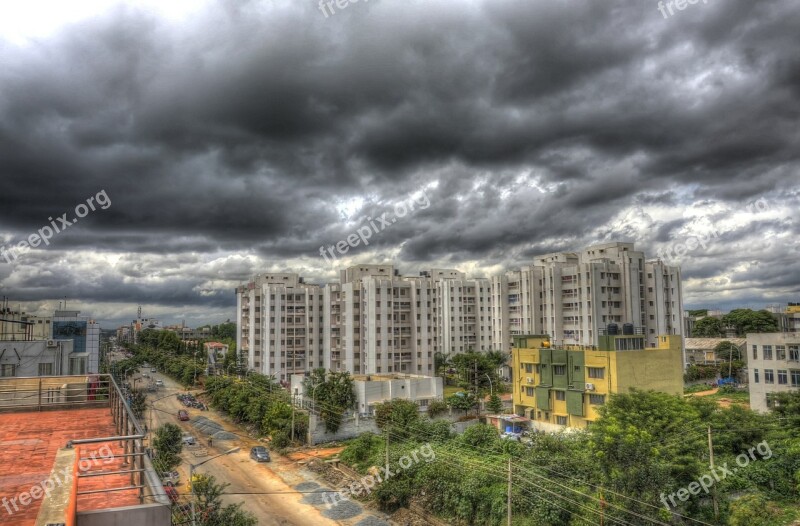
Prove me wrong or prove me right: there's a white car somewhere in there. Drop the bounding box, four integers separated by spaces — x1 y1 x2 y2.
500 432 522 441
182 435 196 446
155 380 164 387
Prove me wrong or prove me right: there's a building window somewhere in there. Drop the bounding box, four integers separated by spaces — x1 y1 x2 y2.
524 363 533 373
764 369 774 384
753 369 759 383
553 365 566 375
587 367 605 379
589 394 605 405
0 364 16 377
791 370 800 386
556 416 567 426
555 390 566 401
69 357 87 375
790 346 800 361
763 346 773 360
778 370 788 385
525 387 534 396
777 346 786 360
38 363 53 376
752 345 758 360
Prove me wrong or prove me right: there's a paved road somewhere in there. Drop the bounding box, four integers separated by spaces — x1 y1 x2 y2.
141 367 336 525
131 364 389 526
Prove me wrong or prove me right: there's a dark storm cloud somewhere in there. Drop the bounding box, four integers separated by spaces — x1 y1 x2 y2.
0 0 798 324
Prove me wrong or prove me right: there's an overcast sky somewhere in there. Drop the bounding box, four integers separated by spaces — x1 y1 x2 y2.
0 0 798 328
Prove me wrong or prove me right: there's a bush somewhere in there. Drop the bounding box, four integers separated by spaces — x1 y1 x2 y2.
271 429 291 449
426 400 448 418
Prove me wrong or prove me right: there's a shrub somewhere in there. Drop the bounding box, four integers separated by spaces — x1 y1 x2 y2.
426 400 448 418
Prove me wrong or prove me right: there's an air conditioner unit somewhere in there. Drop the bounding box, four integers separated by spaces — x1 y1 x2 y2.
46 340 57 348
585 383 595 391
526 377 534 384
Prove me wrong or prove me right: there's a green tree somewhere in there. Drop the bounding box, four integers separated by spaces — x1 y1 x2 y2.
714 340 742 361
426 399 448 418
374 399 420 439
486 393 503 414
446 392 478 416
722 309 779 335
302 369 356 433
191 474 257 526
458 423 499 448
590 390 706 513
450 352 501 394
211 321 236 341
153 423 183 470
692 316 724 337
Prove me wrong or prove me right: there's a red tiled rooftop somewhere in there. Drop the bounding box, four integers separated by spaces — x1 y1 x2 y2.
0 408 140 526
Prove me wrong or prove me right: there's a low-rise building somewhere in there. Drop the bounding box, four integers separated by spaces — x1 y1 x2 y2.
52 310 101 374
747 332 800 412
0 339 76 377
205 341 230 373
291 373 443 416
511 332 683 432
684 337 747 366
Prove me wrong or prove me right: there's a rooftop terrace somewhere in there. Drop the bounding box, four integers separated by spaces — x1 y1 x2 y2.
0 375 169 526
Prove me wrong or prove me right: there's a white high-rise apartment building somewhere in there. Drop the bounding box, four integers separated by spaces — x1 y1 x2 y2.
492 242 683 351
236 242 684 378
236 273 324 382
237 265 497 379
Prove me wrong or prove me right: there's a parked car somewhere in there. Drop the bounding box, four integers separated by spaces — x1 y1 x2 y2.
155 380 164 387
500 432 522 441
177 410 190 422
250 446 270 462
163 482 179 503
182 435 196 446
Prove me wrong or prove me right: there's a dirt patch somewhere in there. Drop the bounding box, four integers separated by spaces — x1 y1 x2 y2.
687 388 719 397
389 507 437 526
286 447 345 461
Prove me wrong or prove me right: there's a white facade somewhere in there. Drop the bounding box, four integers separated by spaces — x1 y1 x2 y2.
493 242 684 351
747 333 800 412
236 242 684 378
52 310 101 374
291 373 443 416
236 273 324 382
0 340 76 377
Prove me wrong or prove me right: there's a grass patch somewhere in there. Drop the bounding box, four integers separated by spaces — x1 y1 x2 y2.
444 385 464 397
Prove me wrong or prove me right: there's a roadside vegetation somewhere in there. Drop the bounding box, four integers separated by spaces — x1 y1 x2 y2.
337 389 800 525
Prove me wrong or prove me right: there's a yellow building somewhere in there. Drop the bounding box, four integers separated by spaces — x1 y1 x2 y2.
512 333 683 431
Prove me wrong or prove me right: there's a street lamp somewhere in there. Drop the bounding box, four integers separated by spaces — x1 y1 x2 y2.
191 447 240 526
484 373 493 396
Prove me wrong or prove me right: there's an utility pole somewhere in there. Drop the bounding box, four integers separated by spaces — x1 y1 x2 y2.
507 457 512 526
708 426 719 520
385 427 390 475
291 400 295 443
599 487 605 526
